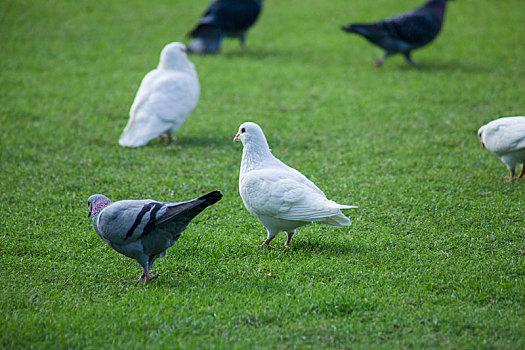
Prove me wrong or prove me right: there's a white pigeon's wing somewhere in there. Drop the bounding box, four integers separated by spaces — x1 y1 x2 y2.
241 168 347 222
128 69 161 119
119 71 199 147
96 200 167 244
486 117 525 153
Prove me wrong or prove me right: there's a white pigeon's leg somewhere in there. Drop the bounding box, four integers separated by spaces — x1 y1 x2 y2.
508 167 516 181
518 163 525 179
159 133 176 143
284 230 296 248
260 231 278 248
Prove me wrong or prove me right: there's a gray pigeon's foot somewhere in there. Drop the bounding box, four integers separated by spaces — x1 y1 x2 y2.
138 272 159 283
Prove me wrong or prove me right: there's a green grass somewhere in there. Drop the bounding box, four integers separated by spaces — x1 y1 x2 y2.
1 0 524 348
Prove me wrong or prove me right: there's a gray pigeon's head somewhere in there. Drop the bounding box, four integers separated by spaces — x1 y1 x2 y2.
233 122 268 146
87 194 112 218
158 42 194 71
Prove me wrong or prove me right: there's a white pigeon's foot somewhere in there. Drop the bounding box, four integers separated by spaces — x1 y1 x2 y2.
284 231 295 248
159 134 176 143
259 238 275 248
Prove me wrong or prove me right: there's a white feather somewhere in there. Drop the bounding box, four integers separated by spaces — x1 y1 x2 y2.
234 122 357 246
119 42 200 147
478 116 525 177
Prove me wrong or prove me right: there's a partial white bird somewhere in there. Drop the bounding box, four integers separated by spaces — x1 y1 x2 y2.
233 122 357 248
119 42 200 147
478 116 525 180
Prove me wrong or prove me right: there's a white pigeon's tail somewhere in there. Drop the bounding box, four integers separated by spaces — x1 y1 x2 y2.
322 204 358 227
119 119 171 147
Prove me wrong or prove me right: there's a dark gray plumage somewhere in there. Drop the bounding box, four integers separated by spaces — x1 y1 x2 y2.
87 191 222 283
187 0 263 54
342 0 454 67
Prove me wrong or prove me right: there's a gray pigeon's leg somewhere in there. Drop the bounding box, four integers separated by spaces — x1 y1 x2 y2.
137 259 159 283
518 163 525 179
375 52 392 67
284 230 296 248
403 52 420 67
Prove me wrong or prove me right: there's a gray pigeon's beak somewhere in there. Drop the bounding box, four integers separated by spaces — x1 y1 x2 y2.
233 133 240 142
87 203 92 218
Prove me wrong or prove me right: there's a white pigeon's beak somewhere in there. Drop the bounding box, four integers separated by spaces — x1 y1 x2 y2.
480 140 485 149
233 133 240 142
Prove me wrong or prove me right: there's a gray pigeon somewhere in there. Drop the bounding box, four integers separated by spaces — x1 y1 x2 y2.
87 191 222 282
342 0 454 67
187 0 263 54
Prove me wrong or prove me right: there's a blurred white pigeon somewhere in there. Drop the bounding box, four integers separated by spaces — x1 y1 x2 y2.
233 122 357 248
87 191 222 282
477 116 525 180
119 42 200 147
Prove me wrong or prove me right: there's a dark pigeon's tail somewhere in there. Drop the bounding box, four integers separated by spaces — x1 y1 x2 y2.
342 23 382 40
158 191 223 227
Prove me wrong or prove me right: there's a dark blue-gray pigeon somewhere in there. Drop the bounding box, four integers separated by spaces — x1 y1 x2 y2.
187 0 263 54
342 0 454 67
87 190 222 283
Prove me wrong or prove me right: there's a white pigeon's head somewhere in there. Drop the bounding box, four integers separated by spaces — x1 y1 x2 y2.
158 42 194 71
477 125 486 149
233 122 268 146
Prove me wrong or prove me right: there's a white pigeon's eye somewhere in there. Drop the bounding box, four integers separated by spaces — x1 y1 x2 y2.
241 127 246 133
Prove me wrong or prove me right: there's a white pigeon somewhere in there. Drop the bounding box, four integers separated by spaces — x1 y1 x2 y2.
119 42 200 147
233 122 357 248
477 116 525 180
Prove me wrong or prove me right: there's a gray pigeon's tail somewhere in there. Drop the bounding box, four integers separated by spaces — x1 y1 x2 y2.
158 191 223 227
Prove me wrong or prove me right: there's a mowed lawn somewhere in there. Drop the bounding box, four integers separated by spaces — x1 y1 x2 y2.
1 0 524 348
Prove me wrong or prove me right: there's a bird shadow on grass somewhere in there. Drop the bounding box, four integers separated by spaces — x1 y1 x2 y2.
397 60 492 74
287 238 365 258
143 135 229 149
220 48 301 61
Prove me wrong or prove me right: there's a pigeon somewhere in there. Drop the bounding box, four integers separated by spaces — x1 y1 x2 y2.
119 42 200 147
87 191 222 282
233 122 357 248
477 116 525 181
187 0 263 54
342 0 454 67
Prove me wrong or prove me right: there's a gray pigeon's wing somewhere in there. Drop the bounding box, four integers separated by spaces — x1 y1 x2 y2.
96 199 168 245
139 191 223 255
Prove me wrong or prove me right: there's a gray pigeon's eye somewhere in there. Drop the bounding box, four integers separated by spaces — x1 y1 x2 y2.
241 128 246 133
